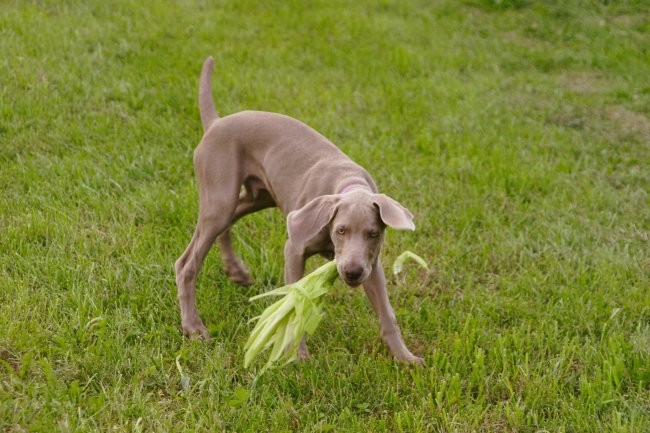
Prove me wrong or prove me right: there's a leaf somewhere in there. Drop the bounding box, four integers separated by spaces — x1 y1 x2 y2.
245 260 339 370
392 251 429 275
175 355 190 393
180 374 190 394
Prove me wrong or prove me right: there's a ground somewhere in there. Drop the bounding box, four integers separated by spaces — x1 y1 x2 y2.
0 0 648 432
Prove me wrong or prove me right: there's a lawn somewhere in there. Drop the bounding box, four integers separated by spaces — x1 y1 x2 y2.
1 0 648 431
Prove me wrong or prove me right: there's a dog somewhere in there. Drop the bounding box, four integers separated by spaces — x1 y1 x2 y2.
174 57 423 364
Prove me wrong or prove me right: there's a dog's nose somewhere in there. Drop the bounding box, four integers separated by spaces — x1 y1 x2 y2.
344 267 363 282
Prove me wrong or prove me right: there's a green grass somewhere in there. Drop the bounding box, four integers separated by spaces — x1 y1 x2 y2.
1 0 649 431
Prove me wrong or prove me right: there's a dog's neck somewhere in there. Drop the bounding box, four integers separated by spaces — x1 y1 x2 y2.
338 182 370 195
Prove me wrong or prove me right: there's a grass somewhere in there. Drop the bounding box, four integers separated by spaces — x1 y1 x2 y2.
1 0 648 431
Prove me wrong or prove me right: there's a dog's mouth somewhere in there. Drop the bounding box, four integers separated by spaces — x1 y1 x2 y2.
343 277 363 287
340 272 368 287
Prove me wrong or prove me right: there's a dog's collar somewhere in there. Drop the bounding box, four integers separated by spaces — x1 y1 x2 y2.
338 183 368 194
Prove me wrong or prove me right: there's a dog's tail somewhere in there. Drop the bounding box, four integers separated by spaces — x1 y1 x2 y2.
199 56 219 132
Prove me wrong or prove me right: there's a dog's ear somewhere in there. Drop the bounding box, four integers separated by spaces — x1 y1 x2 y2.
373 194 415 231
287 195 339 245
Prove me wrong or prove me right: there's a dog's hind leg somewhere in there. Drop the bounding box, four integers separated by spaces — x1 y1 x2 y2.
216 187 275 286
174 145 241 339
216 229 253 286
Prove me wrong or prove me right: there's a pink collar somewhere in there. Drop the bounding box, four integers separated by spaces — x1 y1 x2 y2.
338 183 368 194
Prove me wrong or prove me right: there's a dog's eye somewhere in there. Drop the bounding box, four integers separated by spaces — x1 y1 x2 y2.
336 227 346 235
369 230 380 238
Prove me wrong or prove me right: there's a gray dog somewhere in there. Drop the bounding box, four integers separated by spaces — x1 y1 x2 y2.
175 57 423 364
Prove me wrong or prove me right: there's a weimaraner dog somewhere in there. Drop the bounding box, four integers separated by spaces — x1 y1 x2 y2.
175 57 423 364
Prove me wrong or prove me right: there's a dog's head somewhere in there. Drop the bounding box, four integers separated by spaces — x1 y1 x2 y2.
287 190 414 286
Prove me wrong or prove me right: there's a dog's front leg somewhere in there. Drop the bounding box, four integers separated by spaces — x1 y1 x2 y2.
283 240 310 359
363 259 423 364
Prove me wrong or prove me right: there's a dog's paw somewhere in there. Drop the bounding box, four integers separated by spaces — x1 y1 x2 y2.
397 352 425 366
182 318 210 340
297 340 311 361
224 261 254 286
406 355 425 366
